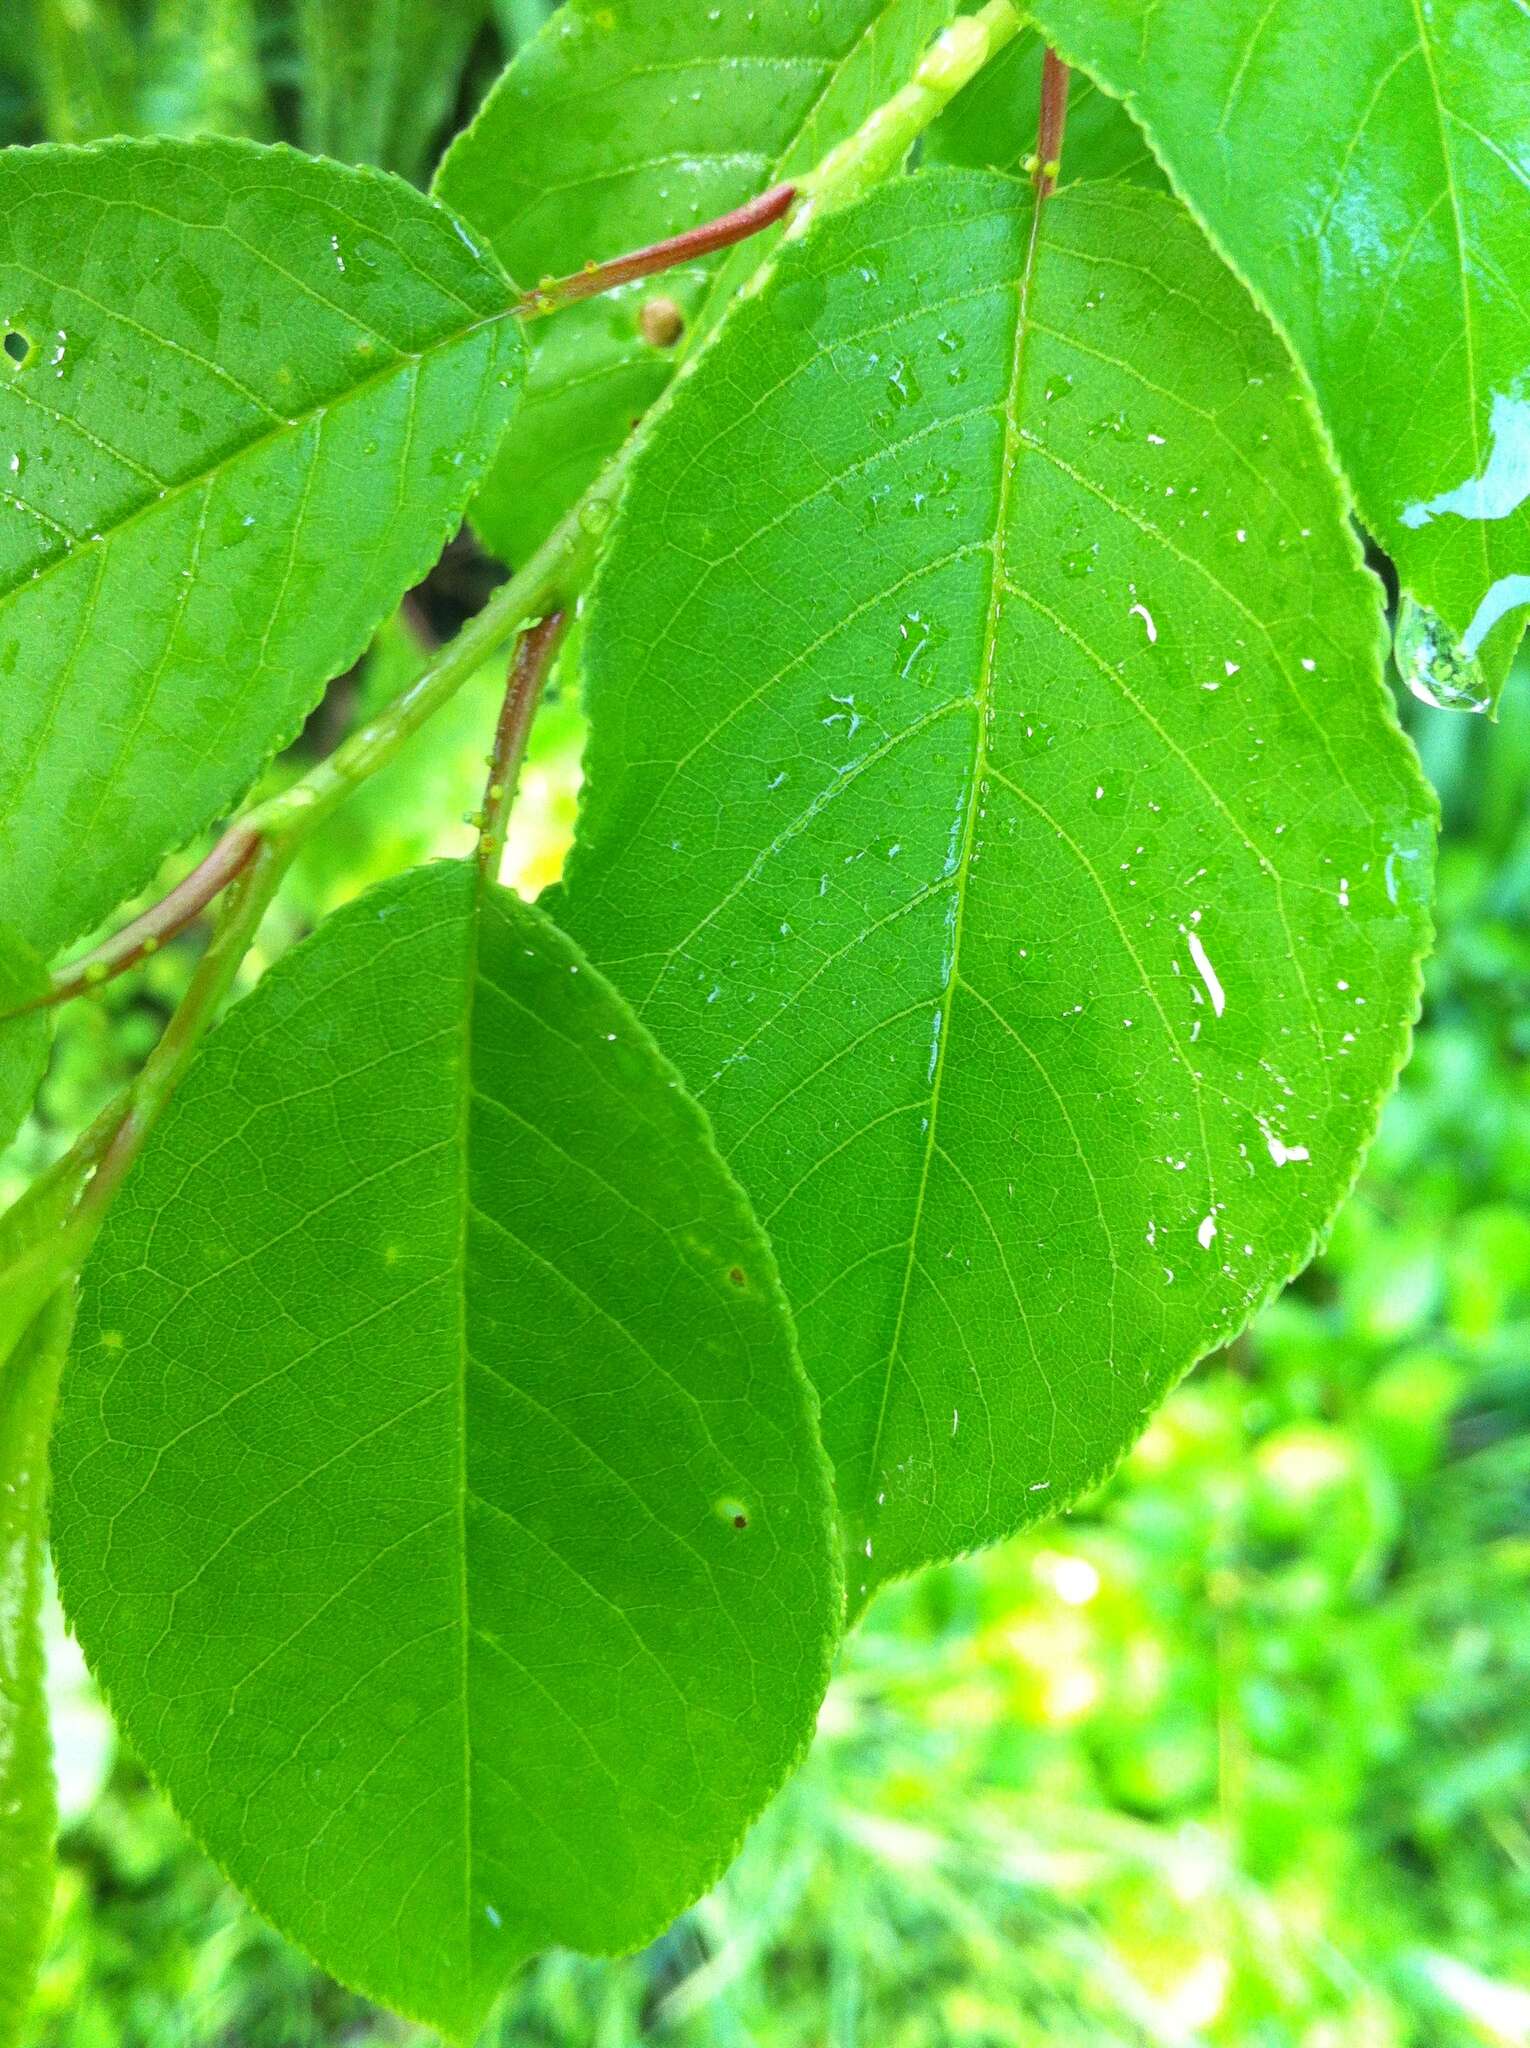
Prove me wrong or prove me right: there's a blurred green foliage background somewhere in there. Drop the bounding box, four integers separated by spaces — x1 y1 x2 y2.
4 3 1529 2042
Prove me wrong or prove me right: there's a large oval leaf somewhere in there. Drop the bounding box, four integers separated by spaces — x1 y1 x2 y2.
1026 0 1530 707
0 138 525 957
433 0 956 565
0 1293 71 2048
559 173 1435 1605
53 862 839 2038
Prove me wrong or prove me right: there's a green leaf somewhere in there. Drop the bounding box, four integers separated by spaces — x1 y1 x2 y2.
1025 0 1530 707
54 861 840 2037
294 0 490 183
924 18 1165 187
434 0 957 566
0 1291 72 2048
0 137 525 959
558 172 1434 1604
0 926 51 1158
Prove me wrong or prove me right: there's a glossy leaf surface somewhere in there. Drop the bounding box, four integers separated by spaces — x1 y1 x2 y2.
54 862 839 2037
434 0 955 565
0 1293 71 2048
1028 0 1530 706
0 138 525 958
560 173 1434 1603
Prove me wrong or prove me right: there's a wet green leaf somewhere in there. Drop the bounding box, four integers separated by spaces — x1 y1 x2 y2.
54 861 840 2038
434 0 956 566
1027 0 1530 707
560 172 1434 1604
0 1292 72 2048
0 137 526 959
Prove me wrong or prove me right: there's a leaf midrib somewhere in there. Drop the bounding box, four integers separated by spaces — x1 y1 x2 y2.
454 867 484 2000
857 174 1048 1536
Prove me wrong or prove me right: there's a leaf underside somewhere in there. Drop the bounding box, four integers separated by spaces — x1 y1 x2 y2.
0 136 525 959
0 1292 71 2048
54 862 840 2039
559 171 1435 1605
433 0 957 566
1027 0 1530 702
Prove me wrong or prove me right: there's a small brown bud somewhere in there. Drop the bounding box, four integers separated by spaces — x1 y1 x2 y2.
640 296 685 350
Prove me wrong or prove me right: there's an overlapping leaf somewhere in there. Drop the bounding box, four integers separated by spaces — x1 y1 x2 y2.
0 137 525 958
54 861 840 2038
434 0 956 565
560 172 1434 1604
1028 0 1530 709
0 1292 71 2048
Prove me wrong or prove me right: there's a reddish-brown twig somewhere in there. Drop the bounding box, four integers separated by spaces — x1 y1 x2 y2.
5 824 260 1021
477 611 568 882
517 183 797 318
1034 49 1071 197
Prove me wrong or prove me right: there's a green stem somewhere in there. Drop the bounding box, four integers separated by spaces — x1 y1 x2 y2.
248 476 611 850
0 850 283 1359
79 843 286 1224
15 827 261 1019
788 0 1027 240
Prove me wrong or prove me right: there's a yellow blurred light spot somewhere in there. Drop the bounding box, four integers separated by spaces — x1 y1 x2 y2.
1259 1427 1354 1499
1056 1556 1100 1605
1044 1665 1099 1722
1165 1953 1230 2030
1034 1548 1101 1605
